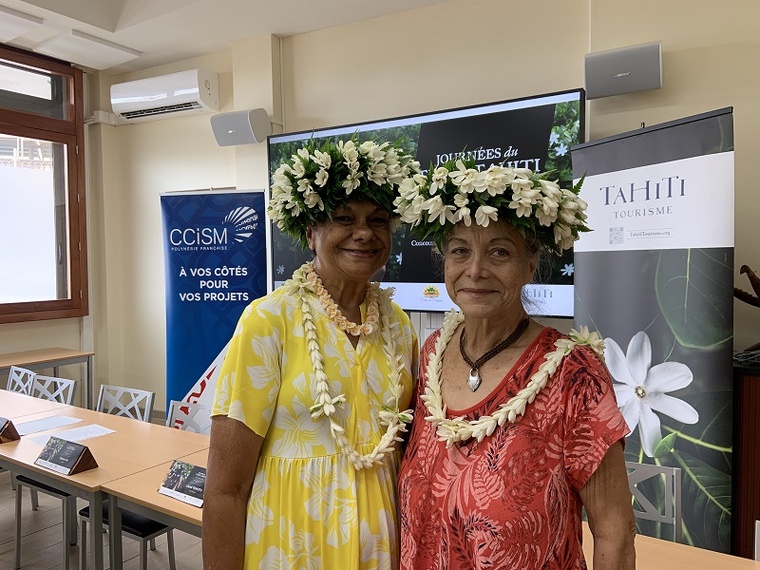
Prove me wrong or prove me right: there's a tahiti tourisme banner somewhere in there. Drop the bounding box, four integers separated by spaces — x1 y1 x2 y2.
571 108 735 552
160 190 267 412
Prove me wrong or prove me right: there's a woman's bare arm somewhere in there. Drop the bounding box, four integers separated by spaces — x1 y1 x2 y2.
579 441 637 570
202 415 264 570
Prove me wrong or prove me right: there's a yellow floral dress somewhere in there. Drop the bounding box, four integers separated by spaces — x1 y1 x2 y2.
212 285 417 570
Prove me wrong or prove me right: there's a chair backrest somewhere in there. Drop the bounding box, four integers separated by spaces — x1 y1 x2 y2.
31 374 77 405
166 400 212 434
7 366 35 395
625 460 682 542
96 384 155 422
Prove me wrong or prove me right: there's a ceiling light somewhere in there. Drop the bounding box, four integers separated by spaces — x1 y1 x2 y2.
33 30 142 70
0 5 43 43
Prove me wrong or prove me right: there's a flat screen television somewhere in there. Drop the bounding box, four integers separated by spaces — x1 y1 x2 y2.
267 88 585 317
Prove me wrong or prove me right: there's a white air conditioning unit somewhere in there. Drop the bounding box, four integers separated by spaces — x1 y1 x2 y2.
110 69 219 122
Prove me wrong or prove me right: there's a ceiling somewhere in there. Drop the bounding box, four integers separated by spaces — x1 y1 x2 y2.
0 0 451 74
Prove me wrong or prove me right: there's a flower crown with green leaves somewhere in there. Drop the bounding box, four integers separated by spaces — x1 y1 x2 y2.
393 157 590 256
267 137 420 248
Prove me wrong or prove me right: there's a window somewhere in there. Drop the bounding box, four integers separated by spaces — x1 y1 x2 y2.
0 44 88 323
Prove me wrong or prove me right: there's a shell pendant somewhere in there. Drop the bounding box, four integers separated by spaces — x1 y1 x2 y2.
467 368 482 392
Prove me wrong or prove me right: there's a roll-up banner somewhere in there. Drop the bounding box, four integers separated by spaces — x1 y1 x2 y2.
571 108 734 552
160 190 268 411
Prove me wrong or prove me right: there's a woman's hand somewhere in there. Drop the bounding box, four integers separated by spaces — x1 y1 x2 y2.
202 415 264 570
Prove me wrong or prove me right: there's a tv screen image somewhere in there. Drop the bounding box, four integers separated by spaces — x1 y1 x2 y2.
267 89 584 316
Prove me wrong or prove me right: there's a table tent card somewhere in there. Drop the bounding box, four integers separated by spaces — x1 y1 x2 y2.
0 417 20 443
34 435 98 475
158 459 206 507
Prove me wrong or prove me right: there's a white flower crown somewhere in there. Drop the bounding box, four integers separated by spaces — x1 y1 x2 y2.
267 137 420 247
393 157 589 255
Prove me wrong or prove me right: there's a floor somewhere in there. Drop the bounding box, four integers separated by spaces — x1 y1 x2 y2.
0 469 203 570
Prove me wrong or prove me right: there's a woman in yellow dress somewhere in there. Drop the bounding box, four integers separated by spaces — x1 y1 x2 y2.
202 137 420 569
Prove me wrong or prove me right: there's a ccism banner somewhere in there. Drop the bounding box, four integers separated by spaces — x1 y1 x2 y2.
160 190 267 411
571 109 734 552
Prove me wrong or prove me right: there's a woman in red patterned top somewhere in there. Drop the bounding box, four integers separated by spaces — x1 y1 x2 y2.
394 158 636 569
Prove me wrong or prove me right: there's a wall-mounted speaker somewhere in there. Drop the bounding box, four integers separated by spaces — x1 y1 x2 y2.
584 41 662 100
210 108 272 146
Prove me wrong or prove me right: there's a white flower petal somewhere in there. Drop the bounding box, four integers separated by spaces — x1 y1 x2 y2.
637 403 663 457
626 331 652 384
645 362 694 392
619 397 642 433
646 392 699 425
613 383 634 407
604 337 637 387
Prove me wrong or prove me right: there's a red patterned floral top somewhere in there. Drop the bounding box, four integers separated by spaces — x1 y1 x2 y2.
398 327 629 570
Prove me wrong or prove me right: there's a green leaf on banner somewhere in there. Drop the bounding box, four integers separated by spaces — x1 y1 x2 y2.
653 432 677 458
655 249 733 349
675 450 732 552
666 392 733 454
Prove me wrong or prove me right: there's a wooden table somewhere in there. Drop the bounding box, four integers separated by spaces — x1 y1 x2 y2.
583 523 760 568
105 449 208 569
104 469 760 570
0 402 210 570
98 458 760 570
0 388 71 418
0 348 95 408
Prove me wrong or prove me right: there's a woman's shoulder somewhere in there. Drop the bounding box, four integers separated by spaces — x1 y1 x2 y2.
239 286 299 325
520 326 607 375
540 327 610 380
536 326 574 342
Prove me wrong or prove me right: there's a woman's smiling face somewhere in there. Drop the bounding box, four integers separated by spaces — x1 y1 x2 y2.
443 220 538 319
306 200 392 286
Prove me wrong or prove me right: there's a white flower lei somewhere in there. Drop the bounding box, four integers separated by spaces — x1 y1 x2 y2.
421 310 605 447
268 138 420 248
287 262 413 470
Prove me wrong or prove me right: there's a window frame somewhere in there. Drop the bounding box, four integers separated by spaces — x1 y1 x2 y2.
0 44 88 323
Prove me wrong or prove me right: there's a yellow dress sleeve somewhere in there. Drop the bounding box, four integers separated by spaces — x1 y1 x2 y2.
211 293 286 437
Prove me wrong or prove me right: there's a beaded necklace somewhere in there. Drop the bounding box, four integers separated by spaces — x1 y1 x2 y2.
459 318 530 391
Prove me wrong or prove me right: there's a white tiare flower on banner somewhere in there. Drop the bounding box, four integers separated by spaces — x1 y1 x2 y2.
604 330 699 457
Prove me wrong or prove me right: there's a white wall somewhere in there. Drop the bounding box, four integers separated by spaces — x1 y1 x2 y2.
4 0 759 410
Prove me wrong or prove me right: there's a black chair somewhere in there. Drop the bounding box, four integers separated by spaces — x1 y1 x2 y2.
14 374 79 570
79 499 176 570
78 384 176 570
3 366 36 493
